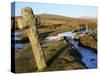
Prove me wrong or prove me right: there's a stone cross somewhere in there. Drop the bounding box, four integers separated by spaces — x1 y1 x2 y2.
17 7 46 70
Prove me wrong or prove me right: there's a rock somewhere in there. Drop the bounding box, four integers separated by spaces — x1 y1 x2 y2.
79 34 97 52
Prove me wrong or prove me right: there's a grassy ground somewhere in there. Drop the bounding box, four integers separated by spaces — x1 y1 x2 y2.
15 39 86 73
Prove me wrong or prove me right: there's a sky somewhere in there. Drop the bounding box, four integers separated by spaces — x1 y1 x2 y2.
11 2 97 18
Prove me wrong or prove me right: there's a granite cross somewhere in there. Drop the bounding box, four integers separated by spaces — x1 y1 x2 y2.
17 7 46 70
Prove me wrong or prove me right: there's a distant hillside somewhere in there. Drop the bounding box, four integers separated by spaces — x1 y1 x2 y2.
11 14 97 30
38 14 96 25
38 14 75 25
79 16 97 22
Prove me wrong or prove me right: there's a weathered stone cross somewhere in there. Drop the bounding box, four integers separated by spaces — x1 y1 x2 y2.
17 7 46 70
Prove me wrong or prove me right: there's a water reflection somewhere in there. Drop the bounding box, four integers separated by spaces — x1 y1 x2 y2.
71 40 97 68
11 31 24 50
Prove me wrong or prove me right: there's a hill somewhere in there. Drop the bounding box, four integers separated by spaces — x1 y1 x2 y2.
11 14 97 31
